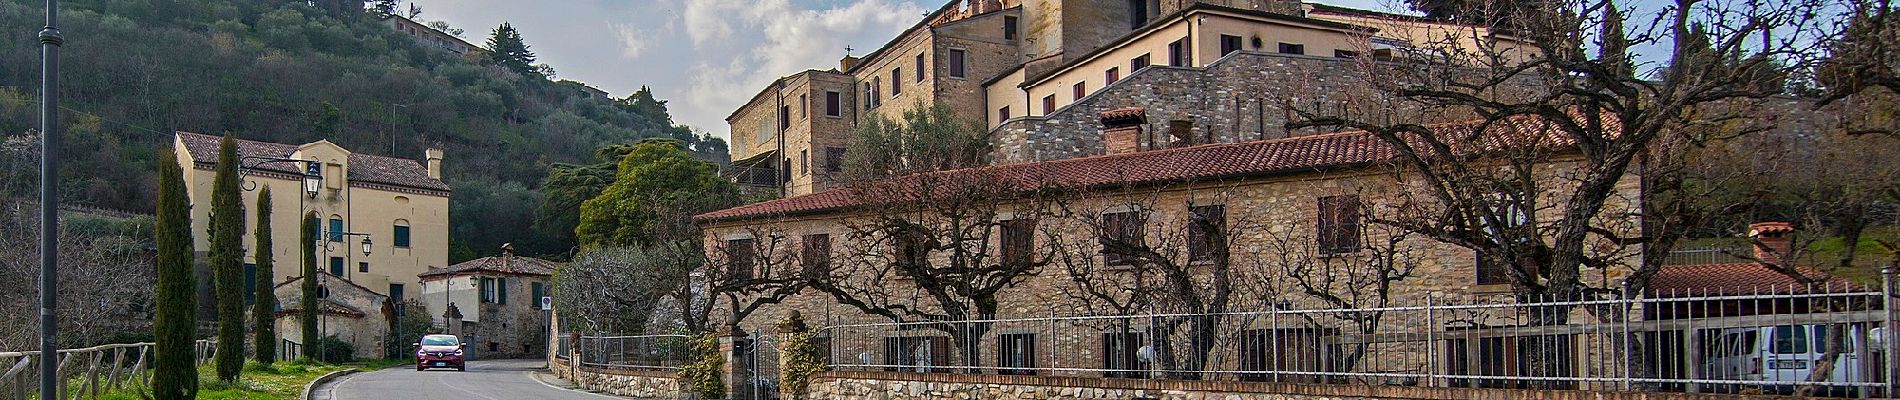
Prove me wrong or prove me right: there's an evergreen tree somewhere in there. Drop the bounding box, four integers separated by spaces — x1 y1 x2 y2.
300 212 320 360
313 102 341 137
369 0 398 19
617 86 674 126
485 22 538 77
211 136 246 381
153 149 199 400
252 187 277 365
1598 1 1633 80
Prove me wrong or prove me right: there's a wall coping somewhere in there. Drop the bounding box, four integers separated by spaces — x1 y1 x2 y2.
814 371 1800 400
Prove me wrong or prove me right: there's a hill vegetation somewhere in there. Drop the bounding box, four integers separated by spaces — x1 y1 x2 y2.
0 0 722 260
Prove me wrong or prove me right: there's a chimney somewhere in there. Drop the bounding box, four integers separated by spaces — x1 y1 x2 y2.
1748 222 1795 265
840 55 862 71
425 148 444 180
1100 107 1148 155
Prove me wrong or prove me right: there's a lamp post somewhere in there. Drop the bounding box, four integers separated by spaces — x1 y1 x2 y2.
37 0 63 396
313 229 369 361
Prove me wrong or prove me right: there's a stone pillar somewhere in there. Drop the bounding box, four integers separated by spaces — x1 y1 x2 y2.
720 330 750 400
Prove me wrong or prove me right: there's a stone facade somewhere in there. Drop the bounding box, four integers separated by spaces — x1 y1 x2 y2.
273 272 391 359
568 367 683 399
419 252 557 359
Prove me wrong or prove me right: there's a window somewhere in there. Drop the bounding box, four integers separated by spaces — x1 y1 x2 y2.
947 49 966 78
1102 331 1148 378
1168 39 1187 66
1000 219 1035 268
389 284 404 303
1334 49 1360 58
824 147 846 173
914 54 926 82
479 277 496 303
531 282 546 310
802 234 831 274
1220 34 1243 56
824 91 841 117
1476 251 1512 285
882 336 949 373
1127 0 1148 29
1187 205 1226 262
1041 95 1056 115
778 105 790 131
328 218 344 242
358 262 369 273
1317 195 1361 254
727 239 756 282
1278 42 1306 55
799 150 809 175
997 333 1037 375
1101 211 1144 266
1003 16 1019 40
862 83 873 110
1105 67 1119 84
1072 82 1086 100
1131 54 1150 71
891 68 902 95
997 106 1011 122
1239 328 1336 382
799 94 808 118
329 257 344 276
871 77 882 106
393 223 411 248
1446 332 1576 389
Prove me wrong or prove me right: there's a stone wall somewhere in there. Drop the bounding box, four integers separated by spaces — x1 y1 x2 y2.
561 365 683 400
808 372 1797 400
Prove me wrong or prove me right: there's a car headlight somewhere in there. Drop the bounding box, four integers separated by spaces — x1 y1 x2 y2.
453 349 463 356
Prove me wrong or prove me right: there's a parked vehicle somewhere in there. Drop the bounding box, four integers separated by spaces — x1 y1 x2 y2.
415 334 467 371
1702 324 1876 395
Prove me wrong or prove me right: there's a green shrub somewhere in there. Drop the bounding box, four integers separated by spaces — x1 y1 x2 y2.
778 312 824 400
308 335 355 363
677 334 725 399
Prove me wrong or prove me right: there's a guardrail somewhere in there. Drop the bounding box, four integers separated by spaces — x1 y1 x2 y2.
0 339 213 400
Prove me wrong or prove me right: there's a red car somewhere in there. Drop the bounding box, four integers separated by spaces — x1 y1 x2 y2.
414 334 466 371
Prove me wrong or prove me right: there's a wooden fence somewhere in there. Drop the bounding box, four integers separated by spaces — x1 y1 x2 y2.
0 340 213 400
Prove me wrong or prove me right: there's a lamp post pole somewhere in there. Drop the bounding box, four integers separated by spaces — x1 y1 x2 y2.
38 0 63 396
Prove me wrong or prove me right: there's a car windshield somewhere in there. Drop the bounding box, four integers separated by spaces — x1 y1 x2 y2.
421 336 458 346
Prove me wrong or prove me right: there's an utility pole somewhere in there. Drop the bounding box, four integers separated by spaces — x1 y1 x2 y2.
37 0 63 396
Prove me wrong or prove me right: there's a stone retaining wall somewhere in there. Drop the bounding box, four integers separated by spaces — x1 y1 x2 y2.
550 357 682 400
808 371 1798 400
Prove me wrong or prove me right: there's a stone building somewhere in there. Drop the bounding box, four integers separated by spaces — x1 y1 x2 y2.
418 246 557 359
695 111 1644 382
172 132 450 337
383 14 487 58
723 0 1515 195
273 272 392 360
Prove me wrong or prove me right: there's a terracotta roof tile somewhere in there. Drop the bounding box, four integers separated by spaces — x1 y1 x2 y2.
420 254 559 279
176 132 450 192
1649 263 1859 296
696 115 1582 223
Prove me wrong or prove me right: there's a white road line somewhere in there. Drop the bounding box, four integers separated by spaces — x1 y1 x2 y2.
526 369 623 399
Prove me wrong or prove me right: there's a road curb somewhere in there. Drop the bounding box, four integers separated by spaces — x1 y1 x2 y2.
301 368 360 400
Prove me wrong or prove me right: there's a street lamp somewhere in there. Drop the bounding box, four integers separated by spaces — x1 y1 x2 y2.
360 236 372 256
303 161 322 198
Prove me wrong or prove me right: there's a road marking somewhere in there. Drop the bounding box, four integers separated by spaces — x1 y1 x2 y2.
526 369 622 399
437 369 505 400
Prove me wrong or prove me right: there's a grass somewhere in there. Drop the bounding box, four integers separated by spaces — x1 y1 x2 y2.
89 359 351 400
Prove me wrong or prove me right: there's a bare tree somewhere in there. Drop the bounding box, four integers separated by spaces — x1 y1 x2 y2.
700 226 809 334
553 244 699 334
0 203 154 350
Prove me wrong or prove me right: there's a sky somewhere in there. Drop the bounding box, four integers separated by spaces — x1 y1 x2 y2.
406 0 1397 139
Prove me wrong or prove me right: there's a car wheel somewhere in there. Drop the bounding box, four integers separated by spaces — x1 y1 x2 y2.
456 365 465 371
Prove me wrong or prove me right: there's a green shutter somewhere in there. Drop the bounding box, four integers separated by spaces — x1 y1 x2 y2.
497 278 508 305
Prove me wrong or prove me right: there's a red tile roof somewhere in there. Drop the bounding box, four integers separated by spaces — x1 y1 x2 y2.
1649 263 1860 296
696 115 1578 223
419 254 559 279
176 131 450 193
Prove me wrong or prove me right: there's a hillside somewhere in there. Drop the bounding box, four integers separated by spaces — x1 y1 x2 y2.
0 0 722 260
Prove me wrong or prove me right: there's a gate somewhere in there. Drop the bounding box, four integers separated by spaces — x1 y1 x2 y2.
743 334 781 400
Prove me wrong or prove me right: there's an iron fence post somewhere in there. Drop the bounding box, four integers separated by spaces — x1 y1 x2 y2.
1425 294 1435 388
1884 267 1896 398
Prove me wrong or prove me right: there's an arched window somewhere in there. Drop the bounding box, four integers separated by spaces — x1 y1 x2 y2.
393 219 412 248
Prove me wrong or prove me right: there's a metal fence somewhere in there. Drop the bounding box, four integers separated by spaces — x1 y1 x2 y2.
0 339 213 400
819 282 1896 396
575 334 693 371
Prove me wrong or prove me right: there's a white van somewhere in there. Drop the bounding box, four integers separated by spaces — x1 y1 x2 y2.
1702 324 1878 395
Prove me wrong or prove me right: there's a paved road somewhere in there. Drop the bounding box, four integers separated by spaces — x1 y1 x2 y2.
327 359 621 400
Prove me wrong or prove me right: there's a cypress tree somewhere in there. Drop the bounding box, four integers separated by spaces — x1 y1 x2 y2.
211 136 245 381
300 212 320 360
153 148 198 400
252 187 277 364
485 22 538 76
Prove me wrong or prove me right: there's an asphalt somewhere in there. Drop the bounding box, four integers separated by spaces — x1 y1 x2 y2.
325 359 624 400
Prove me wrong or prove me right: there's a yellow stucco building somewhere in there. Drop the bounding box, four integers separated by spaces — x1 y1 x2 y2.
172 132 450 311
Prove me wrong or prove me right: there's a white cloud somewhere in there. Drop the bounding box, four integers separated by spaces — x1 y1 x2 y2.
610 24 651 59
675 0 927 139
